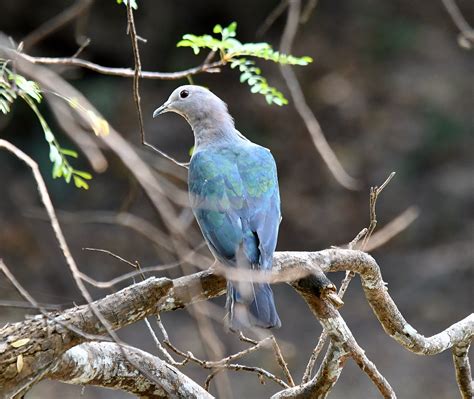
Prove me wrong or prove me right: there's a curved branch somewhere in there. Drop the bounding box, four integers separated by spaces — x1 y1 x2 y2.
285 249 474 356
20 53 225 80
47 342 213 398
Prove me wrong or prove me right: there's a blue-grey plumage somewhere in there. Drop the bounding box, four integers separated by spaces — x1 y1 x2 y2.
154 85 281 330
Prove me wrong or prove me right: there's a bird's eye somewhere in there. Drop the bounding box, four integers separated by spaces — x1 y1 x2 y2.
179 90 189 99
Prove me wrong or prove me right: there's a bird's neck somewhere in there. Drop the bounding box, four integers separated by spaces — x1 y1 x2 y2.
191 115 241 148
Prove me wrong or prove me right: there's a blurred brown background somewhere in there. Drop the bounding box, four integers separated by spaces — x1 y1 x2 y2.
0 0 473 397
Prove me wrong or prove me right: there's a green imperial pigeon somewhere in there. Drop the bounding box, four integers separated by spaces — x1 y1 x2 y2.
153 85 281 330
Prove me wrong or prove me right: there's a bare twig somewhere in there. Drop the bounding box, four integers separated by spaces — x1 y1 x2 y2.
154 315 290 390
279 0 359 190
125 4 189 169
361 172 396 249
21 52 225 80
270 335 296 386
83 247 139 270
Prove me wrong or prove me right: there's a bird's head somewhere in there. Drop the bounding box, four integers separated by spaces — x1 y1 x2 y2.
153 85 234 133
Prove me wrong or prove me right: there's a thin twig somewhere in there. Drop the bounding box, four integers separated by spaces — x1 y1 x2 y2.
125 4 188 169
21 53 224 80
270 335 295 386
154 315 290 389
361 172 396 249
83 247 138 270
279 0 359 190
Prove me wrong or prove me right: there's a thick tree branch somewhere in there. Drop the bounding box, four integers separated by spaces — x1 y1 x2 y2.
47 342 213 399
1 249 471 396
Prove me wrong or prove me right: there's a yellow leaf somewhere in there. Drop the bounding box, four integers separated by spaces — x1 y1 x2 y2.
11 338 30 348
87 110 110 137
16 354 24 373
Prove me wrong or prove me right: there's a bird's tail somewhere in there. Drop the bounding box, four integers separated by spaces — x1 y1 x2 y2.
226 281 281 331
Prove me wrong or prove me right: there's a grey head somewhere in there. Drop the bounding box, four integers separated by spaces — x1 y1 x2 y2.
153 85 240 148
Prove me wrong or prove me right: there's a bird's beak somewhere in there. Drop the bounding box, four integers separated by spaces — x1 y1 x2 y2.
153 101 171 118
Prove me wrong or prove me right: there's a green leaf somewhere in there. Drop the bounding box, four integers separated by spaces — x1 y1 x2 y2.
60 148 79 158
73 170 93 180
240 72 252 83
73 175 90 190
176 22 311 106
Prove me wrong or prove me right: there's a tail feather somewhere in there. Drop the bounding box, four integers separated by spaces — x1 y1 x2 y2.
226 281 281 331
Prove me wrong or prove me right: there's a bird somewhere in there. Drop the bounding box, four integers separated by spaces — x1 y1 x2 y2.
153 85 281 330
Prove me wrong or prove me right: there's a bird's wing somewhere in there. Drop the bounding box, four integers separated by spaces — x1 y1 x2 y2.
189 149 245 262
189 145 280 268
236 145 281 270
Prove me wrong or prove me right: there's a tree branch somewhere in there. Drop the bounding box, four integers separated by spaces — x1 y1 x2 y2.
20 52 225 80
2 248 471 396
47 342 213 398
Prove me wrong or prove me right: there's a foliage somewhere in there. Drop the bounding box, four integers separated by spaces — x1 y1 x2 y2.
177 22 313 106
0 59 92 189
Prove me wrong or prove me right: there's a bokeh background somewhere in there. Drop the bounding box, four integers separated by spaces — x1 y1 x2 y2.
1 0 473 398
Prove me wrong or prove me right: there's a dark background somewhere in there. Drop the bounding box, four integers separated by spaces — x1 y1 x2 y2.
0 0 473 398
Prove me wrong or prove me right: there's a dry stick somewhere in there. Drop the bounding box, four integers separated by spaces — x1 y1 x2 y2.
361 171 396 249
154 315 290 390
0 139 171 391
270 335 296 386
21 0 93 50
279 0 359 190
